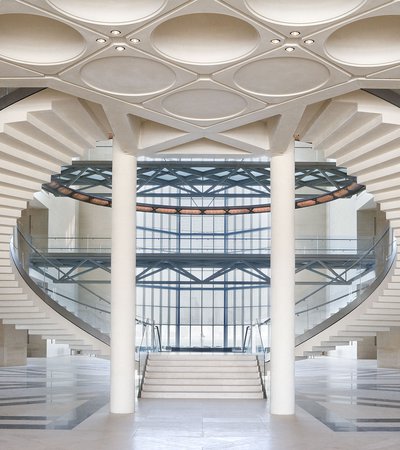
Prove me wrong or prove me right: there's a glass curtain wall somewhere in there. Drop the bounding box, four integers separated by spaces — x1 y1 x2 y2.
137 179 270 350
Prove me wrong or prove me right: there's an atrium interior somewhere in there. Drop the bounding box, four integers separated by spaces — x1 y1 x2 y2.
1 1 400 449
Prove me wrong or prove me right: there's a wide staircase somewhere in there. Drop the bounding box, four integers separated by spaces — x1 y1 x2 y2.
140 353 265 399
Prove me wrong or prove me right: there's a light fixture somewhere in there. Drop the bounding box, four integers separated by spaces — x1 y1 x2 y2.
96 38 107 43
285 46 295 52
304 39 315 45
110 30 121 35
115 45 126 52
130 38 141 44
290 31 301 37
270 38 281 44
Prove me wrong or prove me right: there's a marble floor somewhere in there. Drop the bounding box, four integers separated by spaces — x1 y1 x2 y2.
1 356 400 449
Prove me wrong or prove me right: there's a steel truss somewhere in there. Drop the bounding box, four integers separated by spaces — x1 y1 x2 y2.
29 251 375 288
43 161 364 214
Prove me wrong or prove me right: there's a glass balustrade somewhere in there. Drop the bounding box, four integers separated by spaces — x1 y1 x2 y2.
12 226 395 352
28 234 374 255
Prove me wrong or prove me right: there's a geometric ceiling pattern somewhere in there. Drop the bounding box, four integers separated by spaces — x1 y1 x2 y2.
0 0 399 158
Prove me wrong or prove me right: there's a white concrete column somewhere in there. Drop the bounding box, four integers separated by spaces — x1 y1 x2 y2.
110 140 137 414
270 142 295 415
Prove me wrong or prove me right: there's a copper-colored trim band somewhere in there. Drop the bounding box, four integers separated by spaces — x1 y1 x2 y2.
43 180 365 215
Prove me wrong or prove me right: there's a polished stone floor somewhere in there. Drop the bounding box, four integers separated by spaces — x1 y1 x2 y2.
1 356 400 449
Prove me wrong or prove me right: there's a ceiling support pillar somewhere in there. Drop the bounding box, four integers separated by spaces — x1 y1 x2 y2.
110 140 137 414
270 143 295 415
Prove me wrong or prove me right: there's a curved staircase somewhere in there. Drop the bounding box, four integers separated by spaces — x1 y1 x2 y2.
0 89 110 356
295 90 400 356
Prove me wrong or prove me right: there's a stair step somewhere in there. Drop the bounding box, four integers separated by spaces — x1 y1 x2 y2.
15 324 67 331
383 289 400 296
142 384 262 393
304 351 324 356
377 296 400 303
356 320 400 327
146 366 258 373
29 331 72 336
145 372 260 379
55 339 85 345
149 353 255 361
328 336 364 342
312 346 336 351
0 274 15 280
0 312 47 319
337 331 377 337
366 308 400 315
359 314 400 321
0 300 34 307
0 280 18 287
0 287 23 294
143 378 261 386
140 392 264 399
69 344 95 349
142 385 262 393
3 318 55 325
0 293 28 300
40 336 80 342
147 360 257 367
322 341 351 346
322 112 382 156
372 302 400 309
345 325 390 332
0 306 40 313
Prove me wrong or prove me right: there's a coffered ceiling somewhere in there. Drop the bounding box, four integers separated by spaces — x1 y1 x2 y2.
0 0 399 157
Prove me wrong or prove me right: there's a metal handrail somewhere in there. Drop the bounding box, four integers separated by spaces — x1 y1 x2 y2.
242 325 251 352
10 236 111 346
31 234 375 255
11 231 163 347
242 318 271 352
137 319 162 397
296 236 396 347
295 227 391 306
17 228 111 307
242 227 395 352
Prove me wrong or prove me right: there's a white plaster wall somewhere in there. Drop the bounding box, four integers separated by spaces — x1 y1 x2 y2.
327 196 357 240
328 341 357 359
32 192 80 314
78 201 112 333
46 340 70 357
295 204 328 334
326 197 358 317
34 192 79 239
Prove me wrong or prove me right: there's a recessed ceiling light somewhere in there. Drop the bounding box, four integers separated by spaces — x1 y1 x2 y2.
130 38 141 44
110 30 121 35
290 31 301 37
115 45 125 52
304 39 315 45
96 38 107 43
285 46 295 52
270 39 281 44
